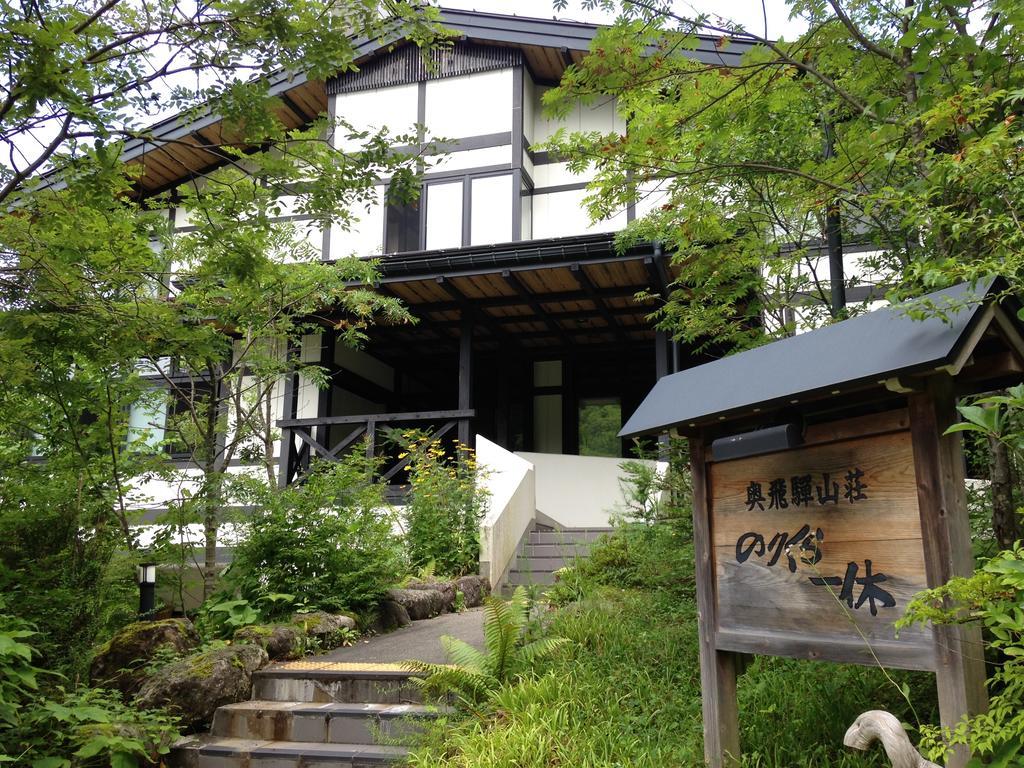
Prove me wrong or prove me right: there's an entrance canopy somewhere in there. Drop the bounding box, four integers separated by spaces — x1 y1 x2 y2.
338 232 676 363
621 277 1024 438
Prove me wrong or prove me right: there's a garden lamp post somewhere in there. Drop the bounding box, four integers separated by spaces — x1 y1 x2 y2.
137 563 157 619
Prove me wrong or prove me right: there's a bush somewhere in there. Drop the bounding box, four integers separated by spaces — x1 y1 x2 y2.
395 431 488 577
0 605 179 766
900 543 1024 763
225 452 405 614
573 521 696 600
0 469 137 681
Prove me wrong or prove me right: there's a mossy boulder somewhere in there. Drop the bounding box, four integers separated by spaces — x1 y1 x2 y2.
405 580 457 613
373 599 412 633
233 624 306 660
90 618 200 697
386 587 445 621
290 611 356 648
135 644 268 731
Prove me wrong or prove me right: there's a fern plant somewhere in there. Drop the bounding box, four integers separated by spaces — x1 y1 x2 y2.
405 587 568 705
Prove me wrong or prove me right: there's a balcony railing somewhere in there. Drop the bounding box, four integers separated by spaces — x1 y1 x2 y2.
277 409 475 487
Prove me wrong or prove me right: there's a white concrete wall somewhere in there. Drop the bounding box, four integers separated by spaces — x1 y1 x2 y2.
515 451 645 529
478 436 536 589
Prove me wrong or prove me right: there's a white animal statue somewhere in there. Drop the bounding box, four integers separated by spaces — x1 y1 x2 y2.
844 711 942 768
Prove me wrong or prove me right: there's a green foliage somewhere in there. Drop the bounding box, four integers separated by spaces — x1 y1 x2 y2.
408 588 929 768
406 587 569 706
2 686 180 768
543 1 1024 346
578 401 622 457
395 431 488 577
565 440 696 600
225 453 405 614
0 0 447 207
0 606 178 767
196 594 294 639
900 544 1024 764
572 522 696 601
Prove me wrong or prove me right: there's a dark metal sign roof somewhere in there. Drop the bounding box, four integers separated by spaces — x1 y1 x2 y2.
620 278 1018 437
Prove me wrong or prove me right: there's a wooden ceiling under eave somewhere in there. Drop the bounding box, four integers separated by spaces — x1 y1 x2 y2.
126 78 327 199
359 256 677 360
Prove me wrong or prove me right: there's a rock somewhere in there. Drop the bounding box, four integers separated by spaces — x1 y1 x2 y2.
135 644 268 731
291 611 357 648
386 587 445 620
90 618 200 698
405 580 457 613
456 575 491 608
375 599 412 632
233 624 306 660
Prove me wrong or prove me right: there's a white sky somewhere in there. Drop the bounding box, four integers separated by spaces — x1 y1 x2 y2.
438 0 809 41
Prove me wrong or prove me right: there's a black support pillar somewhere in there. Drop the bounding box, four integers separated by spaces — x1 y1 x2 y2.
458 315 473 448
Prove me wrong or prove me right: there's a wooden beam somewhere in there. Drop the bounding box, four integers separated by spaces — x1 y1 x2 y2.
458 315 473 447
435 276 522 350
279 408 475 429
570 264 628 344
278 340 301 488
400 283 654 314
690 435 742 767
317 330 336 446
501 269 572 347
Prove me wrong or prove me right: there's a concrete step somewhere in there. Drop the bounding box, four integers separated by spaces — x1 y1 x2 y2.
521 542 591 558
528 529 611 545
169 735 407 767
513 556 572 572
506 569 556 586
211 700 448 744
253 666 421 705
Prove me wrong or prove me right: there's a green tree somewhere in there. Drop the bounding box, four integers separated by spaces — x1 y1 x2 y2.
545 0 1024 346
0 0 448 656
0 0 445 205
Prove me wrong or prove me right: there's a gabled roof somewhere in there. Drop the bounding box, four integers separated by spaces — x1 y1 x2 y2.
620 278 1024 437
108 7 757 197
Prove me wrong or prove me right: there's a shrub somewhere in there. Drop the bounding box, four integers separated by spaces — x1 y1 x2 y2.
394 431 488 577
899 543 1024 763
0 605 179 766
574 521 696 600
225 452 405 614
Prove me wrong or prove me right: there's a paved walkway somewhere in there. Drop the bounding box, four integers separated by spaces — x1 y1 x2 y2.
317 608 485 665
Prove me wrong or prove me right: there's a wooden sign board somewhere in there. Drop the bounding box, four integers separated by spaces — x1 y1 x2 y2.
691 402 987 768
709 428 934 670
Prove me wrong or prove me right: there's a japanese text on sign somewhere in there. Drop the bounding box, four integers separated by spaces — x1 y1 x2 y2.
734 468 896 614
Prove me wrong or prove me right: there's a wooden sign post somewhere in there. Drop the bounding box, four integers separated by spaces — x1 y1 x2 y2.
691 393 986 767
620 280 1022 768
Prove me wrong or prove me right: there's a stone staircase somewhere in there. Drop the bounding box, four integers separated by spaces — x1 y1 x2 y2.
170 663 447 767
505 526 611 587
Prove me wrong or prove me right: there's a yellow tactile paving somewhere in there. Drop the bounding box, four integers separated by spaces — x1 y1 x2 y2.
273 661 413 672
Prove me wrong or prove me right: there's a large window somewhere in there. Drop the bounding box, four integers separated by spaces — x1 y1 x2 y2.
127 390 168 450
384 195 420 254
425 181 463 250
470 174 513 245
382 172 515 254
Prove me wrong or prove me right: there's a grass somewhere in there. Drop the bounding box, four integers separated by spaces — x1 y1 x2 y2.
405 525 939 768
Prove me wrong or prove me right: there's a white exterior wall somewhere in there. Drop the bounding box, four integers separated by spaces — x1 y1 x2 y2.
527 79 629 240
478 436 536 589
516 451 643 529
425 70 513 136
